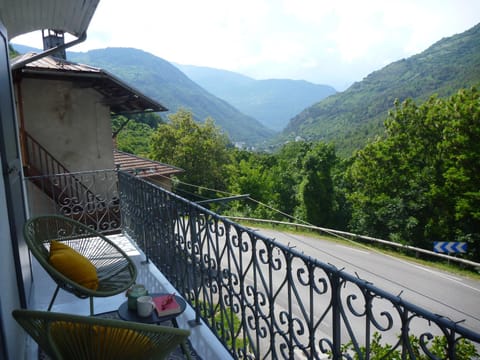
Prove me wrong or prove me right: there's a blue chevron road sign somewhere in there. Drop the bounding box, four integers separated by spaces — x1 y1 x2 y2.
433 242 467 254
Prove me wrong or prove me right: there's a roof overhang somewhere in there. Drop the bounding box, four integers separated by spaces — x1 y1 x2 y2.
0 0 100 40
114 150 184 178
11 53 168 114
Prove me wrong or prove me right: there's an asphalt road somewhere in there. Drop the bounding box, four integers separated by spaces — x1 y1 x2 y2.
254 228 480 337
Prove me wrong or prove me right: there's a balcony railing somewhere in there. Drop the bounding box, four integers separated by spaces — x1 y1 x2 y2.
118 171 480 359
24 169 121 233
24 170 480 359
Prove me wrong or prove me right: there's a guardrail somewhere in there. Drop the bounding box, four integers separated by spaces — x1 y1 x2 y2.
227 217 480 270
118 171 480 359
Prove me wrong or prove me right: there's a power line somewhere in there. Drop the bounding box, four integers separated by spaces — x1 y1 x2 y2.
150 172 336 235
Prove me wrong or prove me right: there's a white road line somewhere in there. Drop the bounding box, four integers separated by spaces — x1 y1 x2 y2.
412 264 480 293
294 348 309 360
335 244 370 255
294 346 329 359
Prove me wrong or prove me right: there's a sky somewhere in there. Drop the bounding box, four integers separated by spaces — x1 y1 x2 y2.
13 0 480 90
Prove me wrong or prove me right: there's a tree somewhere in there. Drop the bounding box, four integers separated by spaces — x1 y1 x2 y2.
112 116 154 157
347 88 480 260
131 112 165 128
224 141 341 225
438 88 480 259
295 142 336 226
225 149 281 219
150 109 230 199
274 142 312 217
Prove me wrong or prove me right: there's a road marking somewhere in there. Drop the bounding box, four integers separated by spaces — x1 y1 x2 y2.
294 348 309 359
335 244 369 255
412 264 480 293
294 346 329 359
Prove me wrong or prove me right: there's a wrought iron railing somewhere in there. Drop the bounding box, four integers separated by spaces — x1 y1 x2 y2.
23 131 70 177
23 132 102 205
24 170 121 233
118 171 480 359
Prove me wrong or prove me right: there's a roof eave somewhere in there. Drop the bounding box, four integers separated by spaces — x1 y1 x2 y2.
0 0 100 40
14 64 168 114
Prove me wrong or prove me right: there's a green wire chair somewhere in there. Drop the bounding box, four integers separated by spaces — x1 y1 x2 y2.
24 215 137 315
12 309 191 360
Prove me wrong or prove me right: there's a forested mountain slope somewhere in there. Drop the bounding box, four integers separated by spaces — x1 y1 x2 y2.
68 48 274 145
176 64 336 131
281 23 480 156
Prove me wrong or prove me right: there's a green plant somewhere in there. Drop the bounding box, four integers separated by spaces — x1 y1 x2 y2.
195 300 250 353
338 332 479 359
213 305 250 351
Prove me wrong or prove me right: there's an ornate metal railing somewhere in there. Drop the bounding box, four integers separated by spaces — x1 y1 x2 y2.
118 171 480 359
23 131 71 178
23 132 103 207
24 170 121 233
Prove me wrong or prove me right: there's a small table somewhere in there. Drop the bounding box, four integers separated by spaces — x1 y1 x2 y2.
118 293 190 358
117 293 187 325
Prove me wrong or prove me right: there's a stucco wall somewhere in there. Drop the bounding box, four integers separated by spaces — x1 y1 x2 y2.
25 181 57 215
19 78 115 172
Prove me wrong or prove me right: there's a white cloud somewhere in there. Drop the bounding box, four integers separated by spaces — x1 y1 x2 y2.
282 0 337 24
12 0 480 90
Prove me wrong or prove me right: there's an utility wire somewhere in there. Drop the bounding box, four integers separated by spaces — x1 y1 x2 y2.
169 175 336 235
246 197 311 226
172 177 236 197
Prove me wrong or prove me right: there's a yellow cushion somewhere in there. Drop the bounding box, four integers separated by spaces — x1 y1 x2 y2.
49 240 99 290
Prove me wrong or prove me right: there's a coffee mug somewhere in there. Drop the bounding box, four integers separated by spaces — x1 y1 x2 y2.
137 295 154 317
127 284 148 310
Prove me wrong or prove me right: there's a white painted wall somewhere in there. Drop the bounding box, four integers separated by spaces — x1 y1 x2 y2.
20 78 115 172
0 157 26 360
25 181 56 215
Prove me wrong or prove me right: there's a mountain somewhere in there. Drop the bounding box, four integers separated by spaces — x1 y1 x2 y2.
280 23 480 157
176 64 336 131
11 44 38 54
64 48 275 145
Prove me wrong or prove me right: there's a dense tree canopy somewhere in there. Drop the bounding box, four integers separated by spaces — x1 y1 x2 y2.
296 143 336 226
226 141 341 228
114 87 480 262
347 87 480 259
150 109 230 199
113 116 155 157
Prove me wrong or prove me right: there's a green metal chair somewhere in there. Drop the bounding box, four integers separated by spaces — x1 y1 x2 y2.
12 309 191 360
24 215 137 315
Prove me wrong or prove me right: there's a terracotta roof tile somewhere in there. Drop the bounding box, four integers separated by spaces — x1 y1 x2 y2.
114 150 183 178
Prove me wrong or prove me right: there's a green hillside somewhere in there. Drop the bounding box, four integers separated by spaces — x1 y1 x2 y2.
281 23 480 157
177 64 336 131
69 47 274 145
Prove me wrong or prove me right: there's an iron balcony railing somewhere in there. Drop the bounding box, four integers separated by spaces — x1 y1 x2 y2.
118 171 480 359
24 169 121 233
23 170 480 358
23 132 104 208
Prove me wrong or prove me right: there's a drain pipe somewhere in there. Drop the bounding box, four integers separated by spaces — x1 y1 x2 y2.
11 31 87 70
